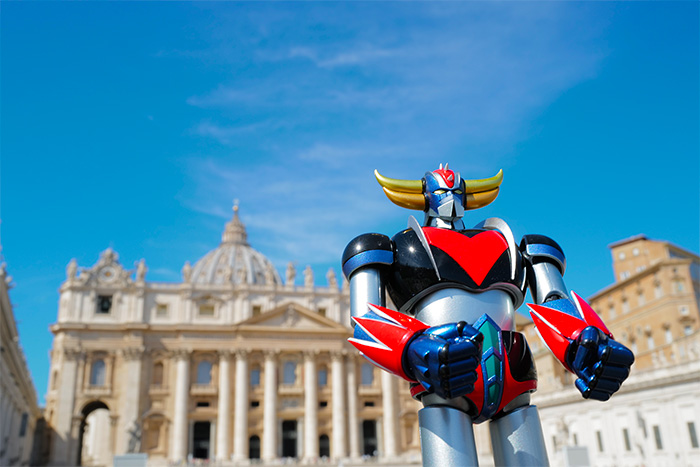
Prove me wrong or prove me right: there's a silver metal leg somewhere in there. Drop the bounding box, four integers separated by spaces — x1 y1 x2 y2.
418 405 479 467
489 405 549 466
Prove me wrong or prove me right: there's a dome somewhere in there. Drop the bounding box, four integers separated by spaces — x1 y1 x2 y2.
190 205 282 286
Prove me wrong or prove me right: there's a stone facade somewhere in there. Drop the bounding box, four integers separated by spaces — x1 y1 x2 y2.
0 261 43 466
43 207 423 466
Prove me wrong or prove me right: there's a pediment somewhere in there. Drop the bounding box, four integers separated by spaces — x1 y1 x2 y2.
239 302 347 331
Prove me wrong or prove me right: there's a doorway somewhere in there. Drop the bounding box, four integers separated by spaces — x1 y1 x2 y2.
362 420 378 457
281 420 297 458
192 421 210 459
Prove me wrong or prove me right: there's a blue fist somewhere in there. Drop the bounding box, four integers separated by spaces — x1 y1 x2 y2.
568 326 635 401
403 321 483 399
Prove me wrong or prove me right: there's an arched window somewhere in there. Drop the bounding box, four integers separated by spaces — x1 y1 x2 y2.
318 367 328 387
361 363 374 386
250 365 261 387
90 359 106 386
152 362 164 387
196 360 212 385
249 435 261 459
283 361 297 385
319 434 330 458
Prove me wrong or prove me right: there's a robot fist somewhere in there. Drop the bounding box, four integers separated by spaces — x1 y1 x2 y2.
404 321 483 399
568 326 635 401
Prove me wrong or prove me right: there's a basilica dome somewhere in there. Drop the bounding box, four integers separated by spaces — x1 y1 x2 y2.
189 206 282 286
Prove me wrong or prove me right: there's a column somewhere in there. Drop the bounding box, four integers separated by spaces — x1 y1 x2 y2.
51 348 81 465
118 347 144 455
262 350 278 461
331 351 347 459
303 351 318 461
216 350 232 461
171 349 191 461
381 371 399 458
346 356 360 458
232 349 249 462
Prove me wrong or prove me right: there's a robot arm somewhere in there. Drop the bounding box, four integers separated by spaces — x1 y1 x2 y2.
521 235 634 401
342 234 482 398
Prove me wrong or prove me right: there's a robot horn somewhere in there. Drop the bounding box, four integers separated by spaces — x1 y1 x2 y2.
374 169 423 194
463 169 503 194
465 188 500 210
381 187 427 210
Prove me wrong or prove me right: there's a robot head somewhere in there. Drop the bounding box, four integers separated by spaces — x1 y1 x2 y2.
375 164 503 224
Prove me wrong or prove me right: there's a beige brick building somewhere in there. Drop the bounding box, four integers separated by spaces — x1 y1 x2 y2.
523 235 700 466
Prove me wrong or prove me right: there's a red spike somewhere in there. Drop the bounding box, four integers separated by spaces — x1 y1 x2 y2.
367 304 430 333
528 304 588 339
571 291 614 338
529 309 575 370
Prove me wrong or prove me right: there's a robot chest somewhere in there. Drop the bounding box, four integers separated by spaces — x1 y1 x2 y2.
388 228 520 310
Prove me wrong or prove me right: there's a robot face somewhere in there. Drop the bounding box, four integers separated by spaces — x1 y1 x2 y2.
424 167 465 221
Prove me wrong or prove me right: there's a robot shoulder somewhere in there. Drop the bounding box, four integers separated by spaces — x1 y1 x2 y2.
519 234 566 275
342 233 394 279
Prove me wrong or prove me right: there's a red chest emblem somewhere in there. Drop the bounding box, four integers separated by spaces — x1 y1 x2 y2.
422 228 508 286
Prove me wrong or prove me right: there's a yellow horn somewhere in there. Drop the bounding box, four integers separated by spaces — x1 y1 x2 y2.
375 169 423 193
382 187 426 211
463 169 503 194
465 188 500 210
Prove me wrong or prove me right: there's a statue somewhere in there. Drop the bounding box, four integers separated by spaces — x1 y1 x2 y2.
182 261 192 282
342 165 634 466
286 262 296 286
136 259 147 282
304 265 314 287
66 259 78 281
326 268 338 289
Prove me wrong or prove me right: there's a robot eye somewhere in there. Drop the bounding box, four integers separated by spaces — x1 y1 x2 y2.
453 189 463 195
433 189 447 195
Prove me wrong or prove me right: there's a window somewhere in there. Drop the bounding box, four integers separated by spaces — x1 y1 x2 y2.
251 400 260 408
198 304 215 316
196 401 210 408
364 401 375 407
622 300 630 314
689 422 699 449
152 362 164 386
19 413 28 437
596 430 604 452
90 359 106 386
251 366 261 387
684 325 693 336
674 281 685 293
665 328 673 344
318 368 328 387
609 305 616 319
252 305 262 317
361 363 374 386
631 341 638 354
638 292 645 306
680 306 690 316
620 271 630 280
655 283 663 299
623 428 631 451
618 252 626 260
653 425 663 450
196 360 212 384
317 307 327 317
633 248 640 256
283 361 297 385
647 335 654 350
156 304 168 317
319 401 328 408
96 295 112 314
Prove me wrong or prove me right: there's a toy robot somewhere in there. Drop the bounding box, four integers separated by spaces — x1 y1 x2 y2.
342 165 634 466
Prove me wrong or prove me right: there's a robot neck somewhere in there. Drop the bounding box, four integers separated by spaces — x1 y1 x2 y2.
424 214 465 230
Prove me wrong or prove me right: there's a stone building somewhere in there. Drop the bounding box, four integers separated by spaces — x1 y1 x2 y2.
0 260 43 466
43 207 423 466
522 235 700 466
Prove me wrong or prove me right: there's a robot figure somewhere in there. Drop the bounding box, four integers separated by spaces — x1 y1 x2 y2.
342 165 634 466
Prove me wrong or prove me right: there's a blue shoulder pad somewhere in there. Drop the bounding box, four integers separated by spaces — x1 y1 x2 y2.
520 234 566 274
342 233 393 279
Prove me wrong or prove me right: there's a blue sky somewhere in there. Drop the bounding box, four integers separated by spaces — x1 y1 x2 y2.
2 2 698 405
